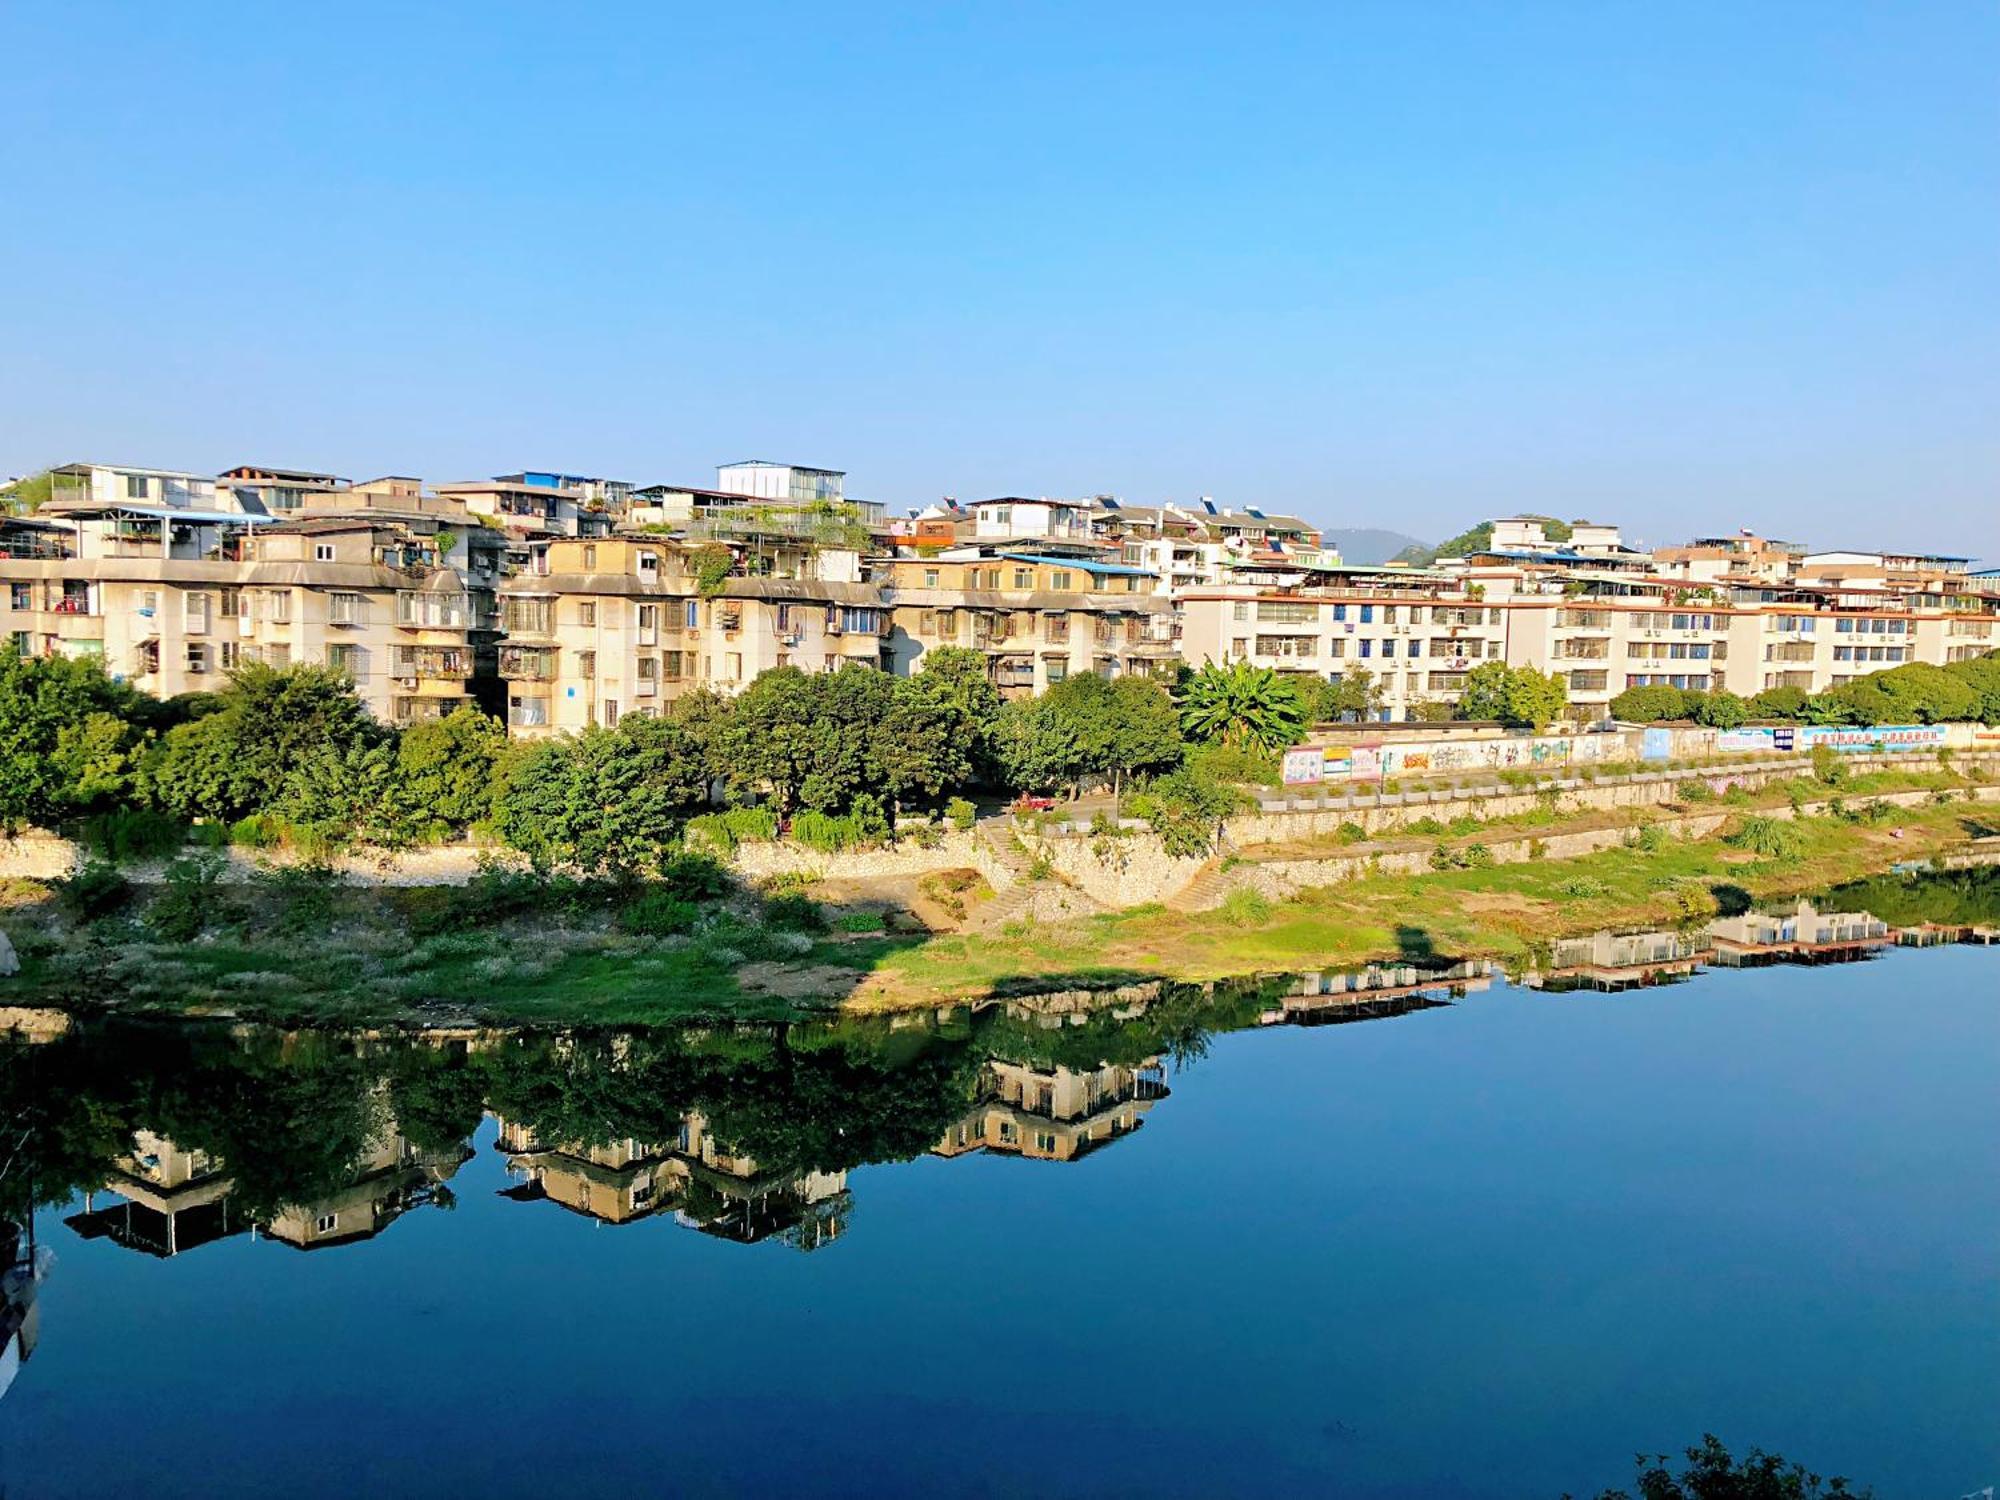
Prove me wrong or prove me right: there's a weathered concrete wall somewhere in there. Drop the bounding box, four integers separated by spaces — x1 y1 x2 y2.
1200 785 2000 910
730 830 1008 890
1020 832 1207 910
0 831 523 887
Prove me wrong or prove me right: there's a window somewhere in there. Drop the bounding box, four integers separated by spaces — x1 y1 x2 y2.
923 568 941 589
315 1214 337 1235
1012 568 1033 589
219 587 242 619
582 544 597 569
841 607 880 635
1050 570 1074 590
218 642 238 670
508 695 548 728
1358 605 1374 623
724 652 742 681
1383 605 1398 624
182 593 211 633
8 631 29 656
185 642 210 674
266 590 292 623
578 601 597 627
1256 601 1319 624
637 604 659 641
1233 602 1249 621
502 598 552 635
990 505 1012 527
327 592 364 626
325 643 361 675
636 655 659 694
315 543 337 562
265 643 290 669
636 551 659 578
8 583 29 610
1035 1131 1059 1154
125 474 150 499
1359 638 1373 658
684 600 700 630
578 649 596 679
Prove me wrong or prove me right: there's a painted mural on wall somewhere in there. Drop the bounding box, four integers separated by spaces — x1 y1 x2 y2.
1282 723 1959 785
1283 731 1624 785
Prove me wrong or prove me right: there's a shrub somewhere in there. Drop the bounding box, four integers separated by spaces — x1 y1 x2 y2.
1407 816 1445 836
257 860 342 931
1556 876 1607 899
617 889 701 937
1810 743 1848 786
1727 815 1805 861
1218 886 1273 923
834 910 886 933
764 891 828 932
790 809 864 853
1679 778 1715 803
685 805 779 855
656 850 731 902
1336 821 1367 845
60 860 132 921
147 853 229 941
1460 842 1495 868
77 808 187 863
228 812 286 848
944 796 977 831
1631 824 1672 854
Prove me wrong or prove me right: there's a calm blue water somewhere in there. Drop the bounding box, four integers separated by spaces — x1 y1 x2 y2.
3 944 1996 1499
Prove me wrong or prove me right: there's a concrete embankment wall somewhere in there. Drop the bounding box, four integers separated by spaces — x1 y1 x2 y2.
1189 784 2000 911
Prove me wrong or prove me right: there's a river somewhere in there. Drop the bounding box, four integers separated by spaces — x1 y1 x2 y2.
3 877 1997 1498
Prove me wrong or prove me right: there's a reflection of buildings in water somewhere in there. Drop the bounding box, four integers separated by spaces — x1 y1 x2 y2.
1707 900 1892 967
493 1114 850 1250
2 1219 49 1406
1261 961 1488 1024
262 1135 473 1251
63 1126 470 1258
63 1129 245 1258
1521 929 1711 993
933 1059 1168 1163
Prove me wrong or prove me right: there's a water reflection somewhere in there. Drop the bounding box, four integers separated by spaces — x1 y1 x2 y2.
5 867 2000 1428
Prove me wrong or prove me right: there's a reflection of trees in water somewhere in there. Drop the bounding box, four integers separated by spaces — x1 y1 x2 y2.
2 975 1284 1225
1820 865 2000 929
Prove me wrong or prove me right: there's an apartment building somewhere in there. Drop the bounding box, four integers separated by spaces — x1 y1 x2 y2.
880 549 1175 696
1 504 484 724
433 477 612 542
217 464 349 514
496 536 888 733
1178 550 2000 721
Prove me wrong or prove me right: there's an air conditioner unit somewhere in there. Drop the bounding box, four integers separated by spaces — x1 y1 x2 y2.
396 676 419 690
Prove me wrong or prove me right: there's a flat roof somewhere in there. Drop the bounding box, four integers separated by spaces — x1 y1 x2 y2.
998 552 1156 577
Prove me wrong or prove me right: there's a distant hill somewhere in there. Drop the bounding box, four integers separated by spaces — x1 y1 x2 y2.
1322 527 1429 566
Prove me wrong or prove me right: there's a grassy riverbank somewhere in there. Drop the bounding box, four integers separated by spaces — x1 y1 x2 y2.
844 794 1999 1009
4 784 1993 1027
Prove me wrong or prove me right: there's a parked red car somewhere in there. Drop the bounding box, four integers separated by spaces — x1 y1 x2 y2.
1010 794 1056 813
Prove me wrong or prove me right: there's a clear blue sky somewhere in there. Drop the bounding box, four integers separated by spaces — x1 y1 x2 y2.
3 3 1995 557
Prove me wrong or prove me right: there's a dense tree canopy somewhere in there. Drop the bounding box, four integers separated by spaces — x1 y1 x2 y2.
993 673 1182 794
0 648 151 829
1176 662 1310 750
1455 661 1569 730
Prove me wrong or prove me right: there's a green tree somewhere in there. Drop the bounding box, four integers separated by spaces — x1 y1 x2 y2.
278 737 421 849
492 715 708 874
1176 662 1310 750
1130 766 1245 858
1749 685 1809 721
910 644 1005 778
1457 661 1569 730
992 673 1180 796
1608 684 1690 723
1587 1432 1871 1499
1307 667 1385 723
145 663 383 822
0 648 150 829
1691 690 1750 729
397 706 506 834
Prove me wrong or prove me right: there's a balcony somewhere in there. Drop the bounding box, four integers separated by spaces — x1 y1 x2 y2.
499 646 558 681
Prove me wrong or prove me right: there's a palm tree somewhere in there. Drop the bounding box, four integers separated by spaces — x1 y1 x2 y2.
1176 662 1309 750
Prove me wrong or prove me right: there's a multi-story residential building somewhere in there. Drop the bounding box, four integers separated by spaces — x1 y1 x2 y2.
217 464 349 514
433 477 611 542
1178 539 2000 721
880 549 1175 696
714 459 845 503
494 470 635 518
0 504 484 724
45 461 219 512
496 536 888 733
